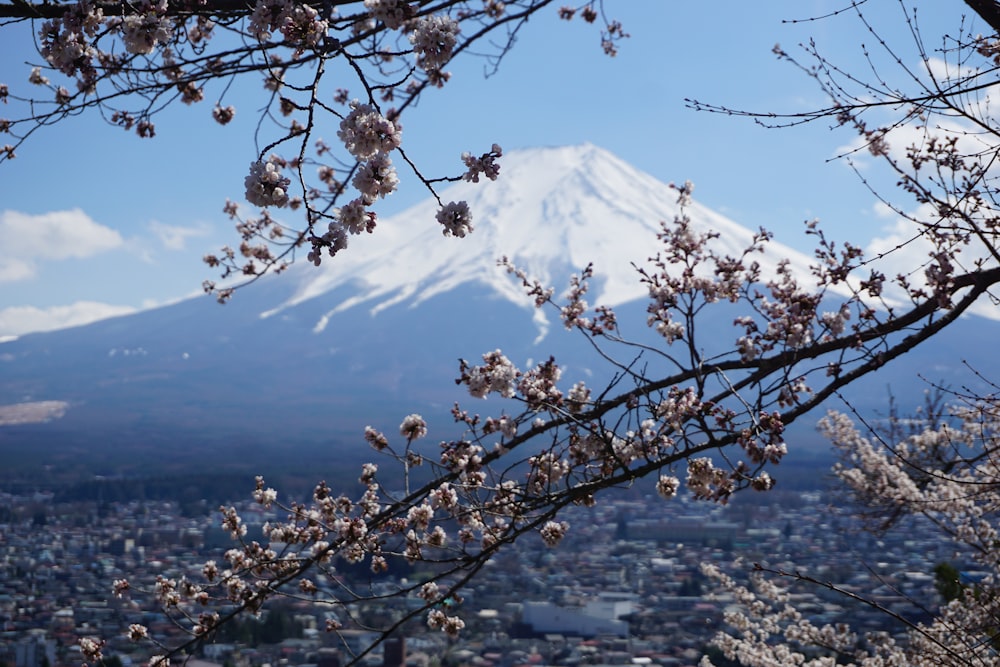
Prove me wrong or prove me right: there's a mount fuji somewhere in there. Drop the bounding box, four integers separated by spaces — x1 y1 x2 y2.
0 144 994 480
268 143 812 340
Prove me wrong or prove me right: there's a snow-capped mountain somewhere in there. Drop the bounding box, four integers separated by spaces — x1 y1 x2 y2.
267 143 819 340
0 144 993 480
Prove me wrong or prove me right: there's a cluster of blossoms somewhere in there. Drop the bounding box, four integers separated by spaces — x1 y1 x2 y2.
736 412 787 466
462 144 503 182
79 637 105 664
517 357 564 411
409 15 460 73
336 199 376 235
436 200 473 237
287 99 408 263
655 474 680 499
757 263 823 349
244 157 291 208
458 350 520 398
539 520 570 547
248 0 328 48
685 457 736 503
482 414 517 439
187 15 215 44
556 264 620 336
118 0 172 55
364 0 411 30
654 386 704 431
337 101 401 160
279 3 327 54
28 68 49 86
399 413 428 440
526 451 569 495
439 439 485 480
639 218 769 346
702 407 1000 666
37 0 104 87
426 609 466 638
352 153 399 203
212 105 235 125
565 381 591 414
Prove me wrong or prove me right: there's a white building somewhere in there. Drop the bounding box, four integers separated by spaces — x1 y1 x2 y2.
521 598 630 637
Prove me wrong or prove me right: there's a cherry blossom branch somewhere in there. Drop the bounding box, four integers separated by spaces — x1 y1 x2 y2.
0 1 623 296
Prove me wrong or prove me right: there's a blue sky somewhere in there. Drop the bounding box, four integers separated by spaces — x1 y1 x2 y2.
0 1 975 338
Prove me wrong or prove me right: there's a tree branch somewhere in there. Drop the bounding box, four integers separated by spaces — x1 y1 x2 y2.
965 0 1000 35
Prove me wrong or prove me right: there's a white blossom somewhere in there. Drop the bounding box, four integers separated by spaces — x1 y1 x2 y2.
119 0 172 54
462 144 502 182
336 197 374 235
656 474 680 500
409 15 459 72
337 100 401 159
364 0 409 29
28 67 49 85
213 105 236 125
460 349 518 398
352 153 399 203
79 637 104 663
436 200 473 237
244 158 291 208
539 520 569 547
399 413 427 440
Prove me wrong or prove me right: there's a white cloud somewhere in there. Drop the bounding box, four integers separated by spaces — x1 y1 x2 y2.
0 301 137 338
148 220 209 251
0 257 35 282
864 202 1000 321
0 209 123 282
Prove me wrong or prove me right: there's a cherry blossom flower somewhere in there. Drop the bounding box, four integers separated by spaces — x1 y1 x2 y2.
212 105 235 125
364 0 410 30
28 67 49 85
462 144 503 182
337 100 401 159
539 520 569 547
458 349 519 398
364 426 389 450
79 637 105 663
436 200 473 237
352 153 399 203
118 0 171 55
656 475 680 499
399 413 428 440
245 158 291 208
336 197 375 235
409 15 459 72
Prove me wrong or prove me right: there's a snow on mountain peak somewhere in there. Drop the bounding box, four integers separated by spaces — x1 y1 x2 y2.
266 143 820 336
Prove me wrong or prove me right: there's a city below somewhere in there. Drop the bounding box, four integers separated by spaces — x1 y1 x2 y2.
0 481 962 667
